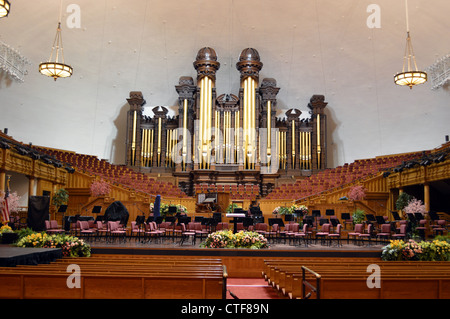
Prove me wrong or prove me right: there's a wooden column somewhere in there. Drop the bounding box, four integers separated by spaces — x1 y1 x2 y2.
424 183 430 212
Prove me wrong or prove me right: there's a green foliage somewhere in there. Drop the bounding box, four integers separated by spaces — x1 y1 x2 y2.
226 203 239 214
352 209 365 224
52 188 69 209
395 192 412 211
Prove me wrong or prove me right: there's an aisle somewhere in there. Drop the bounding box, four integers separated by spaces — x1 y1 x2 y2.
226 278 281 299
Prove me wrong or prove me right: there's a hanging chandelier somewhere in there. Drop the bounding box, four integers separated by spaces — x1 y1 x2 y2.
39 2 73 81
394 0 427 89
0 0 10 18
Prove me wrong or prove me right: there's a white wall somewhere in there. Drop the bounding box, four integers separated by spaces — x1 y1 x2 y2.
0 0 449 168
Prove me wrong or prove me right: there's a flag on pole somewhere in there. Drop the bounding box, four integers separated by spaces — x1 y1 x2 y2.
1 190 10 224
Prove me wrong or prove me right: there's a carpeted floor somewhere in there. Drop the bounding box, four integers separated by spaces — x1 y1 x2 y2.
226 278 281 299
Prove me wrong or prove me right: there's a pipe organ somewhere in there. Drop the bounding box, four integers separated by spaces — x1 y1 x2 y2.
126 47 328 197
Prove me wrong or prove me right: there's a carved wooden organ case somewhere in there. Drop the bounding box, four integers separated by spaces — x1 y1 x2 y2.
125 48 328 196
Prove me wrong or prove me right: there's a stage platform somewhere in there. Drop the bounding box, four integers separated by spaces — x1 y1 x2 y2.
88 240 384 277
89 239 384 258
0 245 62 267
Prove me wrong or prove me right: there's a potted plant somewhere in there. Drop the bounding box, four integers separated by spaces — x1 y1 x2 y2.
396 192 412 214
352 209 366 225
52 188 69 212
226 203 239 214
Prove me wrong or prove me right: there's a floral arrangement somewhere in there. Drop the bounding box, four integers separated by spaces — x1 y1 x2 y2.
403 198 426 215
90 179 111 197
201 230 269 249
0 224 13 235
348 185 366 201
176 204 188 214
16 232 91 257
291 204 308 215
381 239 450 261
273 206 290 215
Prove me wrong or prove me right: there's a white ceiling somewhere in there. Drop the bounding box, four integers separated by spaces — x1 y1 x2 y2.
0 0 449 167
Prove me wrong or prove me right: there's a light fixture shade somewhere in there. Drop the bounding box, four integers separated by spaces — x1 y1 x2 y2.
394 70 427 88
0 0 10 18
40 22 73 81
39 62 73 81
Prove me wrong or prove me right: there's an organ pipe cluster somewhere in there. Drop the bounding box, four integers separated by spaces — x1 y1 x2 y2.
125 48 327 182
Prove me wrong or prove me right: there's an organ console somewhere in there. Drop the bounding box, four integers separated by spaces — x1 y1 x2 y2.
125 47 328 197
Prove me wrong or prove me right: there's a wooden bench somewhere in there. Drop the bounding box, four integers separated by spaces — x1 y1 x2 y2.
0 256 227 299
262 259 450 299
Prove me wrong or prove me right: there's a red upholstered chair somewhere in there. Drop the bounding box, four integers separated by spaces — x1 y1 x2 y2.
179 223 196 246
285 223 299 245
415 219 428 240
315 223 330 245
433 220 447 237
328 224 342 247
359 224 373 246
80 221 96 241
294 223 309 247
255 223 268 235
144 221 163 243
194 222 209 240
96 221 108 241
131 221 145 241
48 220 64 233
108 221 126 243
392 223 407 240
347 223 363 245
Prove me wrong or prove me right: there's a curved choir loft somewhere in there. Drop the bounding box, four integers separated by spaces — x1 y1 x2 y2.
125 48 328 198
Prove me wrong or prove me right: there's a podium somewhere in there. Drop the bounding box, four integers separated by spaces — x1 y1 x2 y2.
226 213 246 233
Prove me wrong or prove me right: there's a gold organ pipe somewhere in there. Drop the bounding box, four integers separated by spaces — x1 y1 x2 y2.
283 131 286 169
157 117 162 167
224 112 228 163
207 77 212 169
200 77 205 168
145 129 150 167
300 131 303 169
235 110 239 164
251 77 255 169
150 129 154 163
183 99 188 163
131 111 137 166
141 129 145 167
216 110 219 164
292 120 295 169
267 101 271 154
165 128 170 167
243 78 248 168
317 114 321 169
308 132 312 169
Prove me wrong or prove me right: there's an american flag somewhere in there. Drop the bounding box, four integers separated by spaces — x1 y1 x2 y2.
1 189 10 224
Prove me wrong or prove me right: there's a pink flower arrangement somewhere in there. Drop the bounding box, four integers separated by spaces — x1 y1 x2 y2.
404 198 426 215
0 190 21 213
90 179 111 197
348 185 366 201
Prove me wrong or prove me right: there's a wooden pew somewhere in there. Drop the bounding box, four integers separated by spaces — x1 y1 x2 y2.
262 259 450 299
0 256 227 299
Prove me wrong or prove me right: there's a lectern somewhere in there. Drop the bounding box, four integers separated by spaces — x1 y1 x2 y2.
226 213 246 233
